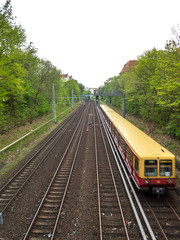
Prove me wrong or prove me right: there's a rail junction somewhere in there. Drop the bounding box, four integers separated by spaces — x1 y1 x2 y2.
0 101 180 239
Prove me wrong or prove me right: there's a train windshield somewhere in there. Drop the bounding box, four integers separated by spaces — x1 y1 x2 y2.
160 160 172 176
145 160 157 176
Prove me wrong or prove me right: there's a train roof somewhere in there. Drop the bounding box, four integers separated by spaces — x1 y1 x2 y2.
100 105 175 159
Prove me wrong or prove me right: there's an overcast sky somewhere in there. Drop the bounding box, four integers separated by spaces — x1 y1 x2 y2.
2 0 180 88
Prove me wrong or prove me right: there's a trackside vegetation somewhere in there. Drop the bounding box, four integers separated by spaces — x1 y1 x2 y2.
100 41 180 139
0 1 86 133
1 1 179 142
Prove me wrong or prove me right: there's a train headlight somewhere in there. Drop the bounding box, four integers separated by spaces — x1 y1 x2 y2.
145 179 151 184
166 178 172 183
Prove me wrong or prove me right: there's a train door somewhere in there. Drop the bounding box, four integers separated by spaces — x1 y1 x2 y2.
134 157 139 175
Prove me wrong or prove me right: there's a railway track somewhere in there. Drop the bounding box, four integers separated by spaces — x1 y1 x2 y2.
1 101 179 240
94 106 130 239
140 193 180 240
97 106 157 240
23 102 90 239
0 104 86 213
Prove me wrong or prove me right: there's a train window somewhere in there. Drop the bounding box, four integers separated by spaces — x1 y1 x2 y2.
118 134 126 153
111 123 114 132
135 158 139 174
124 142 127 153
121 139 126 152
145 160 157 176
119 134 123 145
118 135 124 151
115 128 118 138
160 160 172 176
113 125 116 135
126 147 133 164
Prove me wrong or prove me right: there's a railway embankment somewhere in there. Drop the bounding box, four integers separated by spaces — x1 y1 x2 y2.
0 106 74 182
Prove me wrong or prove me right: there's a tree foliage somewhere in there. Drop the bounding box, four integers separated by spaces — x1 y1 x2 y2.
102 43 180 139
0 1 85 132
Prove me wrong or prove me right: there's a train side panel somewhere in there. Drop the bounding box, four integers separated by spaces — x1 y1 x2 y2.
100 104 176 194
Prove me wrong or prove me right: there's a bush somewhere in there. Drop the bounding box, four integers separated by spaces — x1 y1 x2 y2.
167 121 180 139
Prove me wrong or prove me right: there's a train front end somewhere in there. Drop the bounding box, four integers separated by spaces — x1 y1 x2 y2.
138 156 176 195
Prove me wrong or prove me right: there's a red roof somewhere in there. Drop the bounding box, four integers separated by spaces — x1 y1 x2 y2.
61 73 73 80
120 60 137 75
61 74 68 78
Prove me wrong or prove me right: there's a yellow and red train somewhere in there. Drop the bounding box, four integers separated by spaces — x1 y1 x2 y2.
100 105 176 195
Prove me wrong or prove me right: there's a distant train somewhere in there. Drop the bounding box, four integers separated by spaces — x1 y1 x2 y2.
100 105 176 195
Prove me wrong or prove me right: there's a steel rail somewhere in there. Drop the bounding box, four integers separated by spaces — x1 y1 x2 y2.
141 193 168 240
50 102 90 239
0 105 85 213
93 106 103 240
165 198 180 222
98 106 156 240
99 109 148 240
142 194 180 240
0 104 83 193
95 106 130 240
23 102 90 240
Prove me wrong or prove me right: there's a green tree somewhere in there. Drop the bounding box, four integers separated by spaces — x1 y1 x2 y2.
151 40 180 137
0 0 26 129
78 83 85 95
0 1 86 132
64 79 80 99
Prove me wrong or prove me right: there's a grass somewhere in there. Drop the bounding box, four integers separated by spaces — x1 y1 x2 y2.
0 104 80 179
0 105 72 150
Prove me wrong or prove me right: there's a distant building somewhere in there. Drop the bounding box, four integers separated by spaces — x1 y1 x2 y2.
61 73 72 81
119 60 138 75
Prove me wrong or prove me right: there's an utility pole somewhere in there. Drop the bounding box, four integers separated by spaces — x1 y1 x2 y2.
52 83 56 123
72 89 74 109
